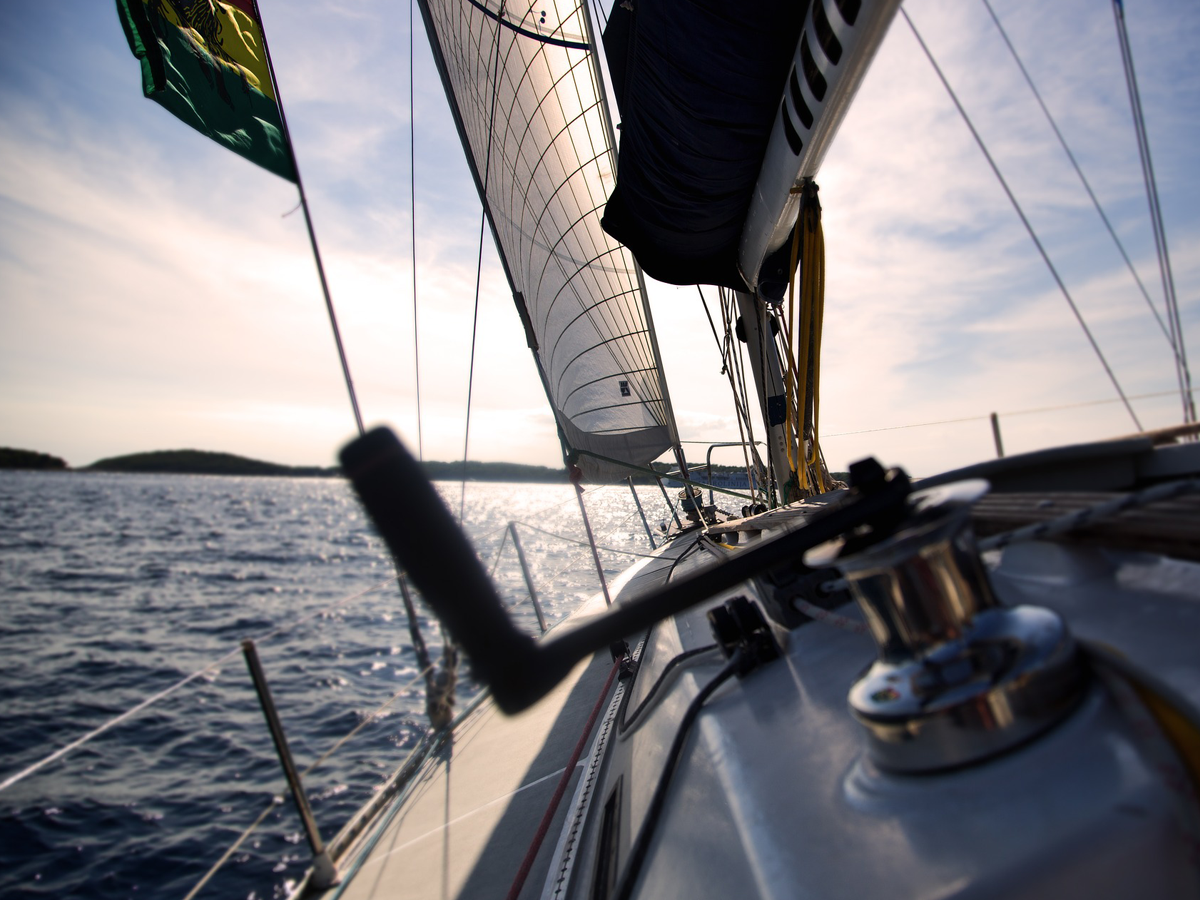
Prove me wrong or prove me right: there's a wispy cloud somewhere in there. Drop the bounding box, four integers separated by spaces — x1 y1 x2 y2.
0 0 1195 478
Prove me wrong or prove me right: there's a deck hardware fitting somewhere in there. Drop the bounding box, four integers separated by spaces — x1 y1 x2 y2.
838 479 1086 772
241 639 340 889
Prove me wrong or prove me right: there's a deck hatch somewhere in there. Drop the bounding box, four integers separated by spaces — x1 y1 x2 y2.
591 776 624 900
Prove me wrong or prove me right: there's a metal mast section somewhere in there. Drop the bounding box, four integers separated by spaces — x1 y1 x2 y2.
736 181 832 506
736 0 902 505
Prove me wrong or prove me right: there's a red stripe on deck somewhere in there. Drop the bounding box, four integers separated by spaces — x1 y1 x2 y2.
505 660 621 900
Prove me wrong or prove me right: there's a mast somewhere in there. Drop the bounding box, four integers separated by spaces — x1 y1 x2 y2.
735 291 792 505
729 0 901 504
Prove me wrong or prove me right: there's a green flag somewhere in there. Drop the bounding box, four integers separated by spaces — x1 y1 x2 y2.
116 0 297 182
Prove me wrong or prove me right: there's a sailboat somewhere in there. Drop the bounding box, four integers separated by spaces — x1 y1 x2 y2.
269 0 1200 898
13 0 1187 897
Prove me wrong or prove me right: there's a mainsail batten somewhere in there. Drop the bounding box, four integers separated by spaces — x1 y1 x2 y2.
416 0 678 482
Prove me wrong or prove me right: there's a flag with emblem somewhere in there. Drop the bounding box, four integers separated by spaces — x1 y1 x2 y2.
116 0 296 182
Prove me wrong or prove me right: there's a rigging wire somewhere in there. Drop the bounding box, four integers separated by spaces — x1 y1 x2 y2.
696 285 764 502
902 8 1142 433
822 387 1194 439
403 0 461 712
1110 0 1195 425
409 0 424 460
182 663 437 900
979 0 1174 352
0 577 395 794
783 216 804 482
510 520 662 560
589 0 609 32
459 7 507 525
722 287 764 500
181 798 282 900
250 0 364 438
732 284 783 504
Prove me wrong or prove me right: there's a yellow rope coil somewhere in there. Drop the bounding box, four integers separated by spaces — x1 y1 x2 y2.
773 181 830 501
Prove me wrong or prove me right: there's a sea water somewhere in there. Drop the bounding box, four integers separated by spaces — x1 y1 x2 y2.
0 471 676 899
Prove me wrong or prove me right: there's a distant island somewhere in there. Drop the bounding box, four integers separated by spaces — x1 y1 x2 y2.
0 447 68 470
81 450 572 481
3 446 846 486
75 449 573 482
85 449 339 477
422 460 567 482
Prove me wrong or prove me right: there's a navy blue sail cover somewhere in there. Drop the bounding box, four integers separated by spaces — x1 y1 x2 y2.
601 0 808 291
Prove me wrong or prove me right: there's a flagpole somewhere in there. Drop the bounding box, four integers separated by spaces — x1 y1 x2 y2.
249 0 365 437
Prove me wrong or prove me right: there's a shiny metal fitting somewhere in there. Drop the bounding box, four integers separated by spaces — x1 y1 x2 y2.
840 481 1085 773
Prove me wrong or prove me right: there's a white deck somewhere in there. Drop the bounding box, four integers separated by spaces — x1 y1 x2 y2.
328 643 617 900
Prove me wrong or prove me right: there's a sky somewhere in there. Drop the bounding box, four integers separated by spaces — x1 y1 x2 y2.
0 0 1197 478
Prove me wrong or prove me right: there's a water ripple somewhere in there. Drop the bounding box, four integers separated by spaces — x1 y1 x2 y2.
0 470 671 898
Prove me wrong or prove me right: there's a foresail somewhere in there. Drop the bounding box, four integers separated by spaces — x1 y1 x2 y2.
416 0 678 482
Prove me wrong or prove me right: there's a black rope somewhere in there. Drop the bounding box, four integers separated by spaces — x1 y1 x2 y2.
903 8 1142 433
664 537 707 581
463 0 589 49
613 651 744 900
618 643 720 735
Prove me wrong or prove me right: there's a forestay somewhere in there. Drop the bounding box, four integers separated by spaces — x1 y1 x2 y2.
416 0 679 482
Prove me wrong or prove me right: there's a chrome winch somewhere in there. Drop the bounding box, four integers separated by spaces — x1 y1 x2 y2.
837 476 1087 773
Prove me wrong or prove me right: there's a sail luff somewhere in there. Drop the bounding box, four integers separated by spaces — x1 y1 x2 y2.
578 0 685 462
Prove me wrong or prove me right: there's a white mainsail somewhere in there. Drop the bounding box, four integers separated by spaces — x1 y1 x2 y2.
416 0 679 481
